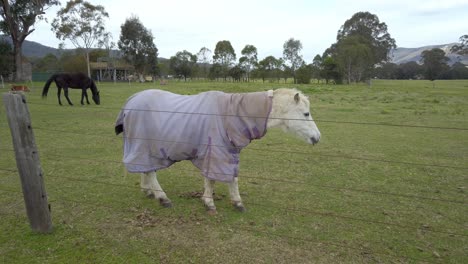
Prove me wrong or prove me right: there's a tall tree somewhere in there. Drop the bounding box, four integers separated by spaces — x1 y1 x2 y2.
257 55 281 83
296 64 313 84
396 61 422 80
336 35 373 83
197 47 211 79
321 56 342 84
282 38 304 84
312 54 323 83
337 11 396 64
52 0 109 77
421 48 449 81
0 0 59 81
213 40 236 81
118 15 158 81
169 50 197 81
239 44 257 82
328 11 396 82
451 34 468 55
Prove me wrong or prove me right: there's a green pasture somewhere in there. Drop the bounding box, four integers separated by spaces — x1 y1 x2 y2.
0 79 467 263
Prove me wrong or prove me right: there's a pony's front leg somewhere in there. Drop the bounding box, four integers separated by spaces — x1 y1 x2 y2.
202 178 217 214
141 172 172 208
63 87 73 106
228 177 246 212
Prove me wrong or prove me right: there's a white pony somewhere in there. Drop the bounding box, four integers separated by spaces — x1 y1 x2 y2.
115 88 320 213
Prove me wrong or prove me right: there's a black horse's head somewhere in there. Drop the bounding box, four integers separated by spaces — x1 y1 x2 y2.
90 81 100 105
92 90 100 105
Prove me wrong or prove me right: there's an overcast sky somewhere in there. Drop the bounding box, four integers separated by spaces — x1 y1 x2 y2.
27 0 468 62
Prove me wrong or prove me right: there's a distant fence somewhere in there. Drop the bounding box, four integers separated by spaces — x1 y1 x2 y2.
32 72 53 82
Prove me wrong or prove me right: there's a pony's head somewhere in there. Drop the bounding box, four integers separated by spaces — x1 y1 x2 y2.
269 88 321 145
91 81 100 105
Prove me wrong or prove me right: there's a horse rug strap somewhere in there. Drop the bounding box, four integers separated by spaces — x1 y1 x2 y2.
115 89 273 182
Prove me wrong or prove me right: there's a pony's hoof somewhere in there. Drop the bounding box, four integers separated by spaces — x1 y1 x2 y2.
207 208 217 215
234 204 246 213
159 198 172 208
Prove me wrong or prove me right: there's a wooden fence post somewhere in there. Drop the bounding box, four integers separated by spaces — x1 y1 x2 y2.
3 92 52 233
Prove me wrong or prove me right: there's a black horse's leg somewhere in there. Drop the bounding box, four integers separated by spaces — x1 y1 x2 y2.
63 87 73 106
57 87 63 106
82 89 90 105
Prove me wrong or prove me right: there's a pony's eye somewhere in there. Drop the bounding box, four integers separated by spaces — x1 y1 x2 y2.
304 112 310 117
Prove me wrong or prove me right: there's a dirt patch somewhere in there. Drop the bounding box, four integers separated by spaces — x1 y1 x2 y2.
126 208 205 228
179 191 226 201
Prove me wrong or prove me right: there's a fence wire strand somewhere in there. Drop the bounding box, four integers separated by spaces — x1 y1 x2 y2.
20 126 468 171
25 101 468 131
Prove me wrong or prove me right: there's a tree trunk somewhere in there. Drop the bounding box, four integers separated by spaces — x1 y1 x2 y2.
13 42 23 82
86 52 91 77
347 61 351 85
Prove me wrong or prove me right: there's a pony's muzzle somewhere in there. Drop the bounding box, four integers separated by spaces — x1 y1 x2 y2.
310 136 320 145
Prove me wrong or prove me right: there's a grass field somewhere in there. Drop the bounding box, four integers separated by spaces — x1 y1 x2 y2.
0 79 467 263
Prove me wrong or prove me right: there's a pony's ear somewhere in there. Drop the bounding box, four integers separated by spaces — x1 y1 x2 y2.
294 93 300 103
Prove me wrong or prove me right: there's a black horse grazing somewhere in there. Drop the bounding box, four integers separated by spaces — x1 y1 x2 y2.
42 73 100 106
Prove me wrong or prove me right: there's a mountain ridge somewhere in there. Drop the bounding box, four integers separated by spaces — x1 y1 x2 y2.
391 43 468 65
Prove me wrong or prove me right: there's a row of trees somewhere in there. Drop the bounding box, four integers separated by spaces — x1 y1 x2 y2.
1 0 158 82
167 12 467 83
1 1 467 83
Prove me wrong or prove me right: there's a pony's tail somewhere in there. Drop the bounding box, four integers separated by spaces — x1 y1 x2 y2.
42 74 57 98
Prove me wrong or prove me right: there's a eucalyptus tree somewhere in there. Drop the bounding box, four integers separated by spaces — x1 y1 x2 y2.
118 15 158 81
451 34 468 55
312 54 323 82
0 39 13 77
257 55 281 83
239 44 258 82
197 47 211 79
421 48 449 81
169 50 197 81
0 0 59 81
52 0 110 77
213 40 236 81
282 38 304 84
336 35 373 83
327 11 396 82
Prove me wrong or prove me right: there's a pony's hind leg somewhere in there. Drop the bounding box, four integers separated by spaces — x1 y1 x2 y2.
141 172 172 208
228 177 246 212
202 178 217 214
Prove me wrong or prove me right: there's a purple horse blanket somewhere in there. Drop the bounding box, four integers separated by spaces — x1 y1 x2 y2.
115 89 273 182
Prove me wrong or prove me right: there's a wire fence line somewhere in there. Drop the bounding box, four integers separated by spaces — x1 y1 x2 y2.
9 123 468 170
3 161 467 239
24 101 468 131
0 145 466 205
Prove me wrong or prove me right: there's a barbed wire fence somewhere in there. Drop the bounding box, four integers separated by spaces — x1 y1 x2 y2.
1 95 467 262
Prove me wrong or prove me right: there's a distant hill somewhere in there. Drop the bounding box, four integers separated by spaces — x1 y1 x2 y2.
391 43 468 65
0 35 65 57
